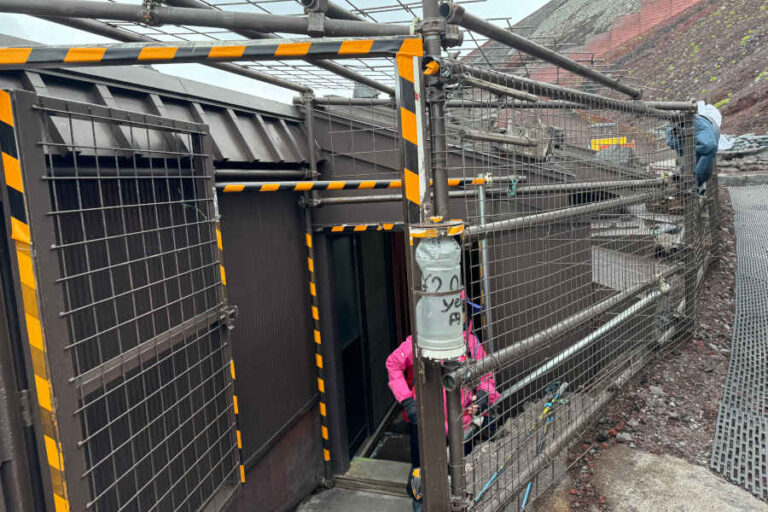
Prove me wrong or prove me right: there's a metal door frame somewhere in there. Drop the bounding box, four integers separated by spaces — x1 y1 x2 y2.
0 89 241 511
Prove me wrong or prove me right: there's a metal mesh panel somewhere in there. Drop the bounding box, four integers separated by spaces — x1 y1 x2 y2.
416 70 717 510
711 186 768 501
33 97 239 511
314 96 402 180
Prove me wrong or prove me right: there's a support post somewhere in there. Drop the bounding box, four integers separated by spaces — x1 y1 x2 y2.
445 369 467 511
709 168 721 262
302 91 333 485
477 181 495 352
0 265 36 512
416 2 452 510
394 32 451 510
423 0 449 219
681 112 698 335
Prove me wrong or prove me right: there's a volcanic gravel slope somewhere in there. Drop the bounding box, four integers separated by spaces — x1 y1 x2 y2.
557 187 737 511
609 0 768 134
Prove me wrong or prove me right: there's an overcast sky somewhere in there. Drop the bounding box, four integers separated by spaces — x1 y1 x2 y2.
0 0 550 104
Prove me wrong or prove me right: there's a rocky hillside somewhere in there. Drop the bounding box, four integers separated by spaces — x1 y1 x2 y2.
609 0 768 134
474 0 767 134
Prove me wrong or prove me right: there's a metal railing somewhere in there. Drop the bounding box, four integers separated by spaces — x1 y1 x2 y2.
406 56 717 511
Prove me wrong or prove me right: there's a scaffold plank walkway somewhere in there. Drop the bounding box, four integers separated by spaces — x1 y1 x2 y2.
711 186 768 501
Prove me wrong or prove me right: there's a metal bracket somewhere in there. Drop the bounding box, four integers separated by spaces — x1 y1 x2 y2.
302 0 329 12
419 17 446 36
299 195 321 208
449 495 471 511
220 305 239 331
426 83 447 103
307 12 326 37
443 24 464 48
18 390 32 427
142 0 161 25
657 275 672 294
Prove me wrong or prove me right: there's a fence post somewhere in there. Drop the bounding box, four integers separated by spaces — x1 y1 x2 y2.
682 112 699 335
709 166 721 263
301 91 334 485
410 2 454 509
477 179 495 352
445 363 467 511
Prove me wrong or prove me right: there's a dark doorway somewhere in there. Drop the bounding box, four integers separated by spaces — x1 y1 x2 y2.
328 232 410 458
361 241 482 465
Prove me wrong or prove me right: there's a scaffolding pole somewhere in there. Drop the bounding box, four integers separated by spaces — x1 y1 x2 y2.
439 1 642 99
497 288 667 402
163 0 395 96
442 266 682 391
436 59 676 118
215 176 493 193
0 0 409 37
417 1 452 510
300 96 590 109
300 0 367 22
0 36 418 71
466 190 668 237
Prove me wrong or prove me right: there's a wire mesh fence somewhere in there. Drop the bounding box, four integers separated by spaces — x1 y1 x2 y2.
414 66 719 510
28 95 240 512
313 95 403 181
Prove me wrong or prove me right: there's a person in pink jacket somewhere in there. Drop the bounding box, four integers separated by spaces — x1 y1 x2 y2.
385 297 500 470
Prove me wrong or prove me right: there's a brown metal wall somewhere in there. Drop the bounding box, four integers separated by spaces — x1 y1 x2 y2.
217 191 323 510
229 412 322 512
487 222 595 398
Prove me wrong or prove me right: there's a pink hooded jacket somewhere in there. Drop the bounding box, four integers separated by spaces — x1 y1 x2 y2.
385 331 501 433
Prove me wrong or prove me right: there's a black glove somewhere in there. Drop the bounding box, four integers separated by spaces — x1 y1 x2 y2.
402 397 418 425
474 390 489 413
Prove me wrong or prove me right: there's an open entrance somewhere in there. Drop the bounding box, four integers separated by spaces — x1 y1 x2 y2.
327 231 410 462
328 233 484 482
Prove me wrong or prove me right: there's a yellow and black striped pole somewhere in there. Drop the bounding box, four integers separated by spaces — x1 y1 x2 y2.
217 177 487 194
1 89 71 512
299 89 335 482
316 222 403 233
229 358 246 485
303 208 333 482
394 39 426 223
0 36 422 70
215 221 246 485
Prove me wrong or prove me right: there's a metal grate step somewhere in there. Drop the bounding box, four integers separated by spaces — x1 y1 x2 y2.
710 186 768 501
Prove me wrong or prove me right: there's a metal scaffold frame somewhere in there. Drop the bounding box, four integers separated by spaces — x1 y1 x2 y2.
0 20 427 509
0 2 718 512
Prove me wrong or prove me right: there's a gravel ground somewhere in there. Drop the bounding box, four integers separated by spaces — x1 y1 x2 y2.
561 187 737 511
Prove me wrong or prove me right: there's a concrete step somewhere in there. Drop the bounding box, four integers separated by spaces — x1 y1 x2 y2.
335 457 410 498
